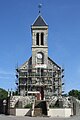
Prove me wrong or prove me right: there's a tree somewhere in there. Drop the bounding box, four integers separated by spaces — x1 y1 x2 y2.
68 89 80 100
0 88 8 100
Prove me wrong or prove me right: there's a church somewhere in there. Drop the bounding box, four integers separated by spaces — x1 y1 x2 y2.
16 14 64 100
7 10 80 117
9 11 79 117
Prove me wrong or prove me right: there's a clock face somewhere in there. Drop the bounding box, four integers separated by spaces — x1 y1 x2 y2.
37 53 42 59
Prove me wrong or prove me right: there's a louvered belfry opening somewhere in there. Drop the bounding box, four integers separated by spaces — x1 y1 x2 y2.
36 33 39 45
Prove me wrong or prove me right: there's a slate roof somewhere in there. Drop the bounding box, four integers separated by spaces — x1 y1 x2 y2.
32 15 48 26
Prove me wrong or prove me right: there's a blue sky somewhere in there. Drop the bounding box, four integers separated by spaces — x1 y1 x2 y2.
0 0 80 93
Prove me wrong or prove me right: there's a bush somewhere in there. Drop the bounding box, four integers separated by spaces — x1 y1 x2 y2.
0 88 8 100
24 104 32 108
68 89 80 100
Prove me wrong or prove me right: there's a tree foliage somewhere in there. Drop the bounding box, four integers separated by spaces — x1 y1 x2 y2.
68 89 80 100
0 88 8 100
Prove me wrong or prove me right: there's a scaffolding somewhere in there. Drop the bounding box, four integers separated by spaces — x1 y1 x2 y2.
16 66 64 100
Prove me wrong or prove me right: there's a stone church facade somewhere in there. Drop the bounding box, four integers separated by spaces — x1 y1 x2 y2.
8 13 80 117
16 15 64 100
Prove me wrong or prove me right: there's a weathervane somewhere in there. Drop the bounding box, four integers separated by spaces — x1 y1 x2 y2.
38 4 42 14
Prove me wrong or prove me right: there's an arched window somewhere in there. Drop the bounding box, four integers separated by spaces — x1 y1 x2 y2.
36 33 39 45
41 33 44 45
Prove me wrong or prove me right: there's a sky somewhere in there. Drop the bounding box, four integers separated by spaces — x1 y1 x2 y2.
0 0 80 93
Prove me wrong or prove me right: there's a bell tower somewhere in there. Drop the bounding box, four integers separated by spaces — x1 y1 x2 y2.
15 4 63 102
31 15 48 68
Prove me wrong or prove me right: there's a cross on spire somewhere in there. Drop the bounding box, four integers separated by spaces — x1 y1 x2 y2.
38 4 42 15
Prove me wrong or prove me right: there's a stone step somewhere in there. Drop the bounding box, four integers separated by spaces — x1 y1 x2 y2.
34 108 42 116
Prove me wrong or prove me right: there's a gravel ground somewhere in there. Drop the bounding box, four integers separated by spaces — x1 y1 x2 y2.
0 115 80 120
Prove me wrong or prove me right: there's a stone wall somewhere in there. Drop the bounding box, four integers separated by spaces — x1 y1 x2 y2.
9 108 31 116
48 108 72 117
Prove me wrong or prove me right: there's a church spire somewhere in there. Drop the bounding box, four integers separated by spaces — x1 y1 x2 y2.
32 15 48 26
32 4 48 26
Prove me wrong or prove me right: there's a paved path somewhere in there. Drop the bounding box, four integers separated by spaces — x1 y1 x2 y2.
0 115 80 120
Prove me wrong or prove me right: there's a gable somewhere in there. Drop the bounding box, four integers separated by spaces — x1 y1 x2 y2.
48 57 61 69
18 57 32 70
